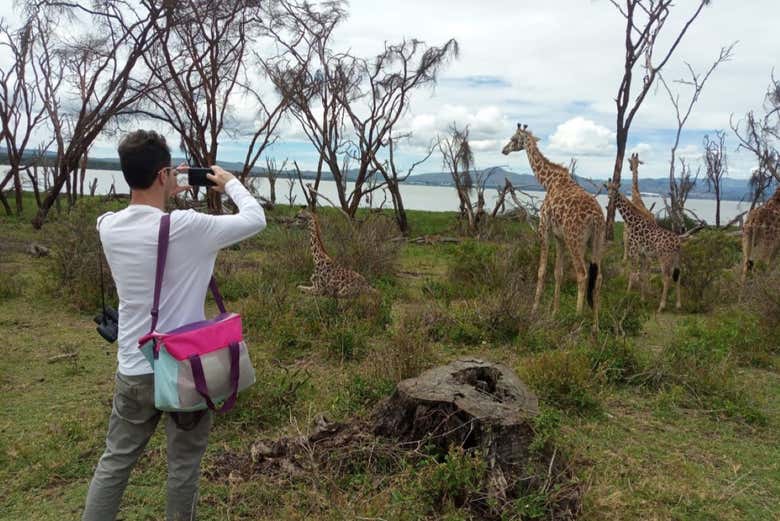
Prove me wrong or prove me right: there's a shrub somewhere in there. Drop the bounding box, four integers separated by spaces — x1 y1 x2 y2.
680 230 740 312
745 267 780 338
214 252 263 301
325 211 402 282
377 305 441 382
45 198 120 311
331 373 395 418
641 318 766 424
446 236 537 298
519 349 601 415
0 270 23 300
417 446 488 513
263 225 313 285
217 362 311 431
587 336 641 385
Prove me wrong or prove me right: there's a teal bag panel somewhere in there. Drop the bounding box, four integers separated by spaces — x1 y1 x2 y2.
153 347 186 412
139 339 156 367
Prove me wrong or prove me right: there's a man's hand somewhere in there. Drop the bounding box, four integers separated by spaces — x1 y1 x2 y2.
206 165 236 193
171 162 191 198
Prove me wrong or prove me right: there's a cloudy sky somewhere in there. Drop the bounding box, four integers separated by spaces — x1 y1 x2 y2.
2 0 779 180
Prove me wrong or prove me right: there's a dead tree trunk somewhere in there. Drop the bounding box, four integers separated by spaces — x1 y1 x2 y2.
373 358 539 470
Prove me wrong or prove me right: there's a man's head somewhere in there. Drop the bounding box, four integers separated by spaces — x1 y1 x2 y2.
118 130 175 196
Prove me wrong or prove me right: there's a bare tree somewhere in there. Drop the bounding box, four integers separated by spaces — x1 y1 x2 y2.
702 130 727 227
265 0 457 218
135 0 267 213
0 18 49 215
439 123 481 232
659 44 734 231
30 1 163 228
371 134 434 235
732 73 780 208
264 157 287 205
604 0 713 239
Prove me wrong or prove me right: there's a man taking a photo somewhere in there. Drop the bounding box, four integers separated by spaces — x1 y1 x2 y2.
83 130 265 521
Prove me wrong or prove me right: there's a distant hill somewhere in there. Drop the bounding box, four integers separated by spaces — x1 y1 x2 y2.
2 149 773 202
404 167 773 202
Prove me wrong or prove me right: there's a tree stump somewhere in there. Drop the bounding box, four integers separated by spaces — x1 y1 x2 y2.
372 358 539 471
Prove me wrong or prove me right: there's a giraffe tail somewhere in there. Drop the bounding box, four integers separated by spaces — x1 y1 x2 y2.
587 263 598 308
673 268 680 282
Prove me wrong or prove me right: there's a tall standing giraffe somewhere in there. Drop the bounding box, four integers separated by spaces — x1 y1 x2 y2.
624 153 655 261
502 124 604 332
607 182 682 312
741 185 780 287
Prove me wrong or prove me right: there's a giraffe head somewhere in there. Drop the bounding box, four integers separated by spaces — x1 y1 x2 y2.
628 153 643 172
295 207 318 226
502 123 540 155
604 180 623 201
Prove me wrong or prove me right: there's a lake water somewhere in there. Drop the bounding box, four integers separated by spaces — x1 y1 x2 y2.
79 168 752 225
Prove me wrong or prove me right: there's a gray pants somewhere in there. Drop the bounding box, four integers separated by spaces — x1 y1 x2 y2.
83 372 213 521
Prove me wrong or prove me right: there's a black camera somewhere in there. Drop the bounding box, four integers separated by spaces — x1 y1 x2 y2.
94 307 119 343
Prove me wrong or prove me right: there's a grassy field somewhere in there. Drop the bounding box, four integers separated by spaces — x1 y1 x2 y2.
1 195 779 520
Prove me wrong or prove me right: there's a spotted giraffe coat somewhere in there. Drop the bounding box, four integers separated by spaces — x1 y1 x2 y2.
610 184 682 311
502 124 605 332
742 185 780 283
298 210 375 298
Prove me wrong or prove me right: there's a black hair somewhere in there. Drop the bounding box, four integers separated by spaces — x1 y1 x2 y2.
117 130 171 189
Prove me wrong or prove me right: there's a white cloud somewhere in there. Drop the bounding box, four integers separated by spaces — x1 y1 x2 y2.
470 139 499 152
630 143 653 156
548 117 615 155
677 144 701 159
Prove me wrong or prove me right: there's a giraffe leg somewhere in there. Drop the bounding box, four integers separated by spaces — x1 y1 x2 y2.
740 228 752 295
552 236 565 313
589 225 604 334
532 221 550 315
622 228 630 263
675 266 682 310
566 240 588 315
658 261 671 313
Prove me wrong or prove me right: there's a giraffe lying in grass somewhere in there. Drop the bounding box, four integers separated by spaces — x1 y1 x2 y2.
296 209 377 298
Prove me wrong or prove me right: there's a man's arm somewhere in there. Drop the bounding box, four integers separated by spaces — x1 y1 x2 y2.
178 166 266 251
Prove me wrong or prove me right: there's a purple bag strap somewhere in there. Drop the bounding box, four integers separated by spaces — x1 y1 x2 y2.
189 342 240 413
150 214 227 332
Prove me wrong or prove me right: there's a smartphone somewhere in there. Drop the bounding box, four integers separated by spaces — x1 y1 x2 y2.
187 167 216 187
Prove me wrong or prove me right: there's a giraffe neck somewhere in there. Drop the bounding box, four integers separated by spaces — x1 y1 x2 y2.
524 139 569 190
631 166 642 204
308 215 330 264
614 192 646 229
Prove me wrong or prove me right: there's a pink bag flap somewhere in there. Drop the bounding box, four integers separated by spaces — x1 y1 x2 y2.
138 313 243 361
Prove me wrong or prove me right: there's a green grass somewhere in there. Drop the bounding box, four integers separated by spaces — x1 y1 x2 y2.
1 195 779 520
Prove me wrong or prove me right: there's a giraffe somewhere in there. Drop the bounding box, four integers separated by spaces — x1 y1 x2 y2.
296 209 377 298
606 182 682 312
502 124 605 332
624 153 655 262
741 184 780 287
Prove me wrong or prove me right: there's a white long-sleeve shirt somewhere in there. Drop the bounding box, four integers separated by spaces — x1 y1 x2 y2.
97 179 266 375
